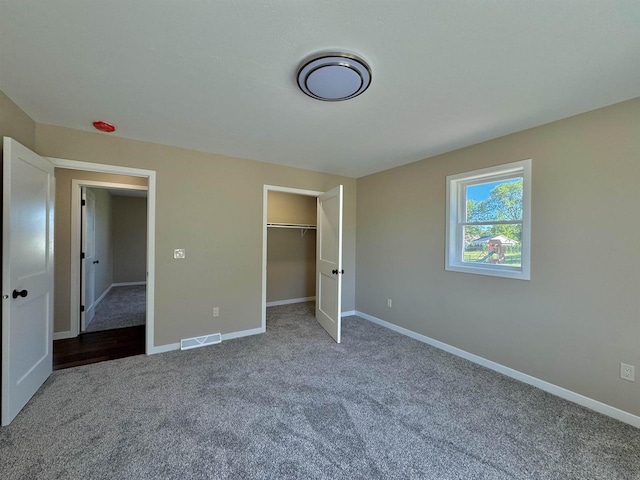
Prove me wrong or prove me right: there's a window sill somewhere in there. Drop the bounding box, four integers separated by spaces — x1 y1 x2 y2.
445 262 530 280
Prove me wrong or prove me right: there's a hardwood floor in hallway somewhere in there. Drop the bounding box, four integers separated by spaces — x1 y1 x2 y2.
53 325 145 370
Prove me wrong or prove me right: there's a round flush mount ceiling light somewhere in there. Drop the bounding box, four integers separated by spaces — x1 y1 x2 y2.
92 120 116 133
297 52 372 102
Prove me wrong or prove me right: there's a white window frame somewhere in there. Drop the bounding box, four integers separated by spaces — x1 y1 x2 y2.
445 159 531 280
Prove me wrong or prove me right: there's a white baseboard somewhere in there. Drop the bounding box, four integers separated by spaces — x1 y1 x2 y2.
84 286 112 330
112 281 147 287
93 284 113 309
341 310 356 317
221 327 263 341
148 327 265 355
53 330 75 340
147 342 180 355
266 296 315 307
355 310 640 429
85 282 147 330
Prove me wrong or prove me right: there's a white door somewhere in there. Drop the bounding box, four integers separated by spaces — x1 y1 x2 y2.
315 185 343 343
81 188 96 330
2 137 55 426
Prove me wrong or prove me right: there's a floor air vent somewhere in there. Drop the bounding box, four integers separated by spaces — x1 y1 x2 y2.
180 333 222 351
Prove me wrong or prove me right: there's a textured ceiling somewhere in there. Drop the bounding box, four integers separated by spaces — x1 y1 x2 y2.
1 1 639 177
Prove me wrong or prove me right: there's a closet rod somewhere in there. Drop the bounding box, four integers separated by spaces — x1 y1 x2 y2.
266 223 317 229
266 223 317 238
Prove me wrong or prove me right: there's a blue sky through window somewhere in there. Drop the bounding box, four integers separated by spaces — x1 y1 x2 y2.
466 179 514 202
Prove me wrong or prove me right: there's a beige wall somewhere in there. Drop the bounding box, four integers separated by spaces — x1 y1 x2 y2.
54 168 148 333
0 90 36 152
355 98 640 416
267 192 317 302
267 191 317 224
38 125 356 345
267 229 316 302
90 188 114 301
112 196 147 283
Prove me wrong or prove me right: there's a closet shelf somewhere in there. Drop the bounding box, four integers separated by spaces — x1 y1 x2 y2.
267 223 317 238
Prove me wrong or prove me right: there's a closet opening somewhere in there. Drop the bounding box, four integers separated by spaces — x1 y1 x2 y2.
261 186 323 331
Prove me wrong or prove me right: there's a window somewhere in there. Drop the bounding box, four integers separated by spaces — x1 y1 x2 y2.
446 159 531 280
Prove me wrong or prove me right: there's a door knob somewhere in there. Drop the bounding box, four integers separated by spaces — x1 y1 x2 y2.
93 260 100 264
331 269 345 275
12 289 28 299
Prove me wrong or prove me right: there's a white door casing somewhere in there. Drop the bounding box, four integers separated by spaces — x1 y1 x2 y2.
315 185 343 343
81 188 97 330
1 137 55 426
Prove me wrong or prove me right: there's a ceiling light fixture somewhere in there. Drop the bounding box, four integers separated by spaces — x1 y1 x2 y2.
297 52 372 102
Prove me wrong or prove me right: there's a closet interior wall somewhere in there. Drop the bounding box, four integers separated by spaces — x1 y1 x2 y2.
266 192 317 304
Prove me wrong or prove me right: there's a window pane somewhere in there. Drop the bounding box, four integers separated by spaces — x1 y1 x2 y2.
447 159 530 280
465 177 523 222
463 224 522 267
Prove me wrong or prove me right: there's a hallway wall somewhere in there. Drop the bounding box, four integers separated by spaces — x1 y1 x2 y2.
112 196 147 283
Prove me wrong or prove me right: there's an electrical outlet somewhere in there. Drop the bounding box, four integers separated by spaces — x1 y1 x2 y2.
621 363 635 382
173 248 186 259
213 307 219 317
386 298 392 308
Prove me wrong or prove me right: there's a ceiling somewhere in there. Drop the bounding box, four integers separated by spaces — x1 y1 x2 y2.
1 1 639 178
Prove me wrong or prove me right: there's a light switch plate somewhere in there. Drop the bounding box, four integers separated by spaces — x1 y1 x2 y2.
174 248 186 259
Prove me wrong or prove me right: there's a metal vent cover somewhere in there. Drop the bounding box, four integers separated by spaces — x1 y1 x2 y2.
180 333 222 351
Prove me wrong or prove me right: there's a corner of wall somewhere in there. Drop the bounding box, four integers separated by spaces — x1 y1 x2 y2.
0 89 36 151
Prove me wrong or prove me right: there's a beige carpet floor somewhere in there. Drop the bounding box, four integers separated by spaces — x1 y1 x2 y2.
2 302 639 479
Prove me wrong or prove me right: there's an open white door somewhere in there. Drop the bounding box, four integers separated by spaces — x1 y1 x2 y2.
80 188 96 330
315 185 343 343
2 137 55 426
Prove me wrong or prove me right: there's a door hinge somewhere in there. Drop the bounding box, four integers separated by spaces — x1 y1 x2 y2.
81 252 85 259
81 199 86 206
80 305 85 312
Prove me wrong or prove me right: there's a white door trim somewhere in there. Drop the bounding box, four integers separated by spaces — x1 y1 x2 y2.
262 185 324 332
80 187 94 331
48 157 157 355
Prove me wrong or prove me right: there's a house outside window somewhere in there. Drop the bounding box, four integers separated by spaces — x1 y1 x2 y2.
445 159 531 280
